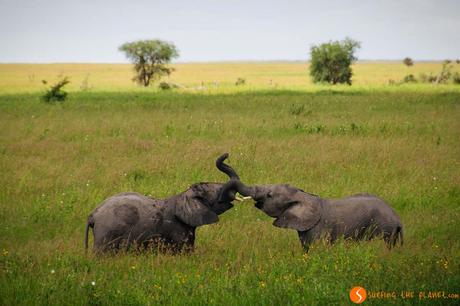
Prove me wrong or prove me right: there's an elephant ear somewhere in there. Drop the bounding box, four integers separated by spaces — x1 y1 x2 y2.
273 200 320 231
175 195 219 227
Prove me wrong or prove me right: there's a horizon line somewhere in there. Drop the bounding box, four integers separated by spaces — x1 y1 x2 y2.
0 59 455 65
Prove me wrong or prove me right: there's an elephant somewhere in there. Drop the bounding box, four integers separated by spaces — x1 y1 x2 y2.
84 153 240 254
221 180 403 252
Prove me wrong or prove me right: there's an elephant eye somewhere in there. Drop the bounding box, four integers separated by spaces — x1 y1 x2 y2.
194 195 208 204
267 192 273 198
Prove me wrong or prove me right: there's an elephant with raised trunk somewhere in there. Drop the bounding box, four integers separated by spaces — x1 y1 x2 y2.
221 180 403 252
85 153 240 254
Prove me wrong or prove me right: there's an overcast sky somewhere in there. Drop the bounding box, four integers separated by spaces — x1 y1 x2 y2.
0 0 458 63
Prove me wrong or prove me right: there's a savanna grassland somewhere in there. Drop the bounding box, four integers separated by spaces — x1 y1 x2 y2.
0 62 459 305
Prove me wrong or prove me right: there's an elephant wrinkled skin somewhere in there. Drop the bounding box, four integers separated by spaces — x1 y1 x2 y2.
85 154 239 254
225 180 403 252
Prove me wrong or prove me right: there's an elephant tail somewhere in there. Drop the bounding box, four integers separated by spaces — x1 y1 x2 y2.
85 215 94 253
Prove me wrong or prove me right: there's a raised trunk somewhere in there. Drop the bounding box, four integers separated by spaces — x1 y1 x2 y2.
215 153 240 180
214 153 257 202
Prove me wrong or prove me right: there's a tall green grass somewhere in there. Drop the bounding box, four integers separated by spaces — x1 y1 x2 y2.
1 89 459 305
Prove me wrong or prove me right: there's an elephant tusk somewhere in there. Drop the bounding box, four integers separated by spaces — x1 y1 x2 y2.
235 193 252 202
235 193 244 202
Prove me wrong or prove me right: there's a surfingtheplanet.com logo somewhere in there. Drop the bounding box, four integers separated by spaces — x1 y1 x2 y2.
350 286 367 304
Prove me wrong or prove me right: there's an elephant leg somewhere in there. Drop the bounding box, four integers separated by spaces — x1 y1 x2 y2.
383 233 394 248
151 237 184 254
298 230 315 253
157 238 173 253
171 235 196 254
142 238 157 251
383 226 399 248
125 230 149 252
183 229 196 253
94 231 123 253
94 237 122 254
176 242 194 254
168 228 196 254
123 231 135 252
328 227 339 245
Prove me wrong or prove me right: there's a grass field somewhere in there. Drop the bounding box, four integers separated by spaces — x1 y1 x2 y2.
1 61 459 93
0 63 459 305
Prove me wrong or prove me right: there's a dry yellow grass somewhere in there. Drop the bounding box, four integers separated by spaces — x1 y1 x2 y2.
1 61 459 93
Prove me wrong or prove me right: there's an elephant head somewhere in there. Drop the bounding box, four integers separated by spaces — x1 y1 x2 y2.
173 153 241 227
220 180 322 231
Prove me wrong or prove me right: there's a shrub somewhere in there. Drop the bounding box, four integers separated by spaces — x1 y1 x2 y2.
289 104 305 116
309 37 361 85
419 73 437 83
417 62 458 84
390 74 418 85
388 79 397 85
402 74 417 83
41 77 70 103
403 57 414 67
80 74 91 91
452 72 460 84
159 82 180 90
235 78 246 86
435 61 452 84
159 82 171 90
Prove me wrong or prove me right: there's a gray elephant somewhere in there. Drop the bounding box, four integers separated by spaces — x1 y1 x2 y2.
85 153 240 253
222 180 403 252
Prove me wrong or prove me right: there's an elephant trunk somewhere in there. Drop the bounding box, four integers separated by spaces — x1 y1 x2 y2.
232 180 257 198
218 179 257 203
215 153 258 202
216 153 240 180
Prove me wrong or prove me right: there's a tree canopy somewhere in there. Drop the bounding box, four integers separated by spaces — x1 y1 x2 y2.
309 38 361 85
119 40 179 87
403 57 414 67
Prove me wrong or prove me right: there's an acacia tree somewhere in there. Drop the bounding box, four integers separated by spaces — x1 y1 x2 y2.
403 57 414 67
309 38 360 85
119 40 179 86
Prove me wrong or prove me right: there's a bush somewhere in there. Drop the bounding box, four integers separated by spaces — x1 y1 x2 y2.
435 61 452 84
158 82 180 90
402 74 417 83
289 104 305 116
159 82 171 90
80 74 91 91
452 72 460 84
419 73 437 83
309 38 360 85
403 57 414 67
41 77 70 103
416 61 454 85
396 61 459 85
235 78 246 86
